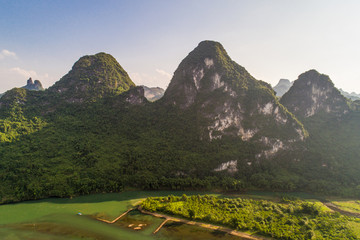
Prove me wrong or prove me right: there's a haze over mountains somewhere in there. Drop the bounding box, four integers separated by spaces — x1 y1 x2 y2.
141 86 164 102
273 79 293 97
273 78 360 101
0 41 359 203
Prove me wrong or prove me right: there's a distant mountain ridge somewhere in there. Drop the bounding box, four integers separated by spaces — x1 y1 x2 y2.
273 79 293 97
141 86 164 101
273 78 360 102
339 88 360 101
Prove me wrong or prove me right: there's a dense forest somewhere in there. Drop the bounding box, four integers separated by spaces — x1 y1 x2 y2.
0 42 360 203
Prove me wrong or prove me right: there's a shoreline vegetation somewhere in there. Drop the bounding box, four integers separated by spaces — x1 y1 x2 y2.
96 205 268 240
1 191 360 239
137 206 269 240
141 194 359 240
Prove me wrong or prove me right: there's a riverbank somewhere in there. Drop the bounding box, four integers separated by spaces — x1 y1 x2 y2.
138 206 270 240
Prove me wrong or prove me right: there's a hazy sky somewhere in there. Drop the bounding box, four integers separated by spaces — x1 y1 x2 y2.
1 0 360 93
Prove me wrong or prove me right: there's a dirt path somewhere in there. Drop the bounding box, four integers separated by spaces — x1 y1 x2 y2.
138 206 271 240
97 208 135 224
153 219 169 234
322 202 360 218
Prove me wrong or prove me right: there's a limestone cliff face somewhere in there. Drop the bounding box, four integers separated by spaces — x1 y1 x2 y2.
280 70 349 118
162 41 307 157
112 86 147 107
163 41 224 108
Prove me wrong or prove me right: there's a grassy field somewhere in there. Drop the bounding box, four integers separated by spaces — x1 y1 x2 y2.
228 191 333 213
348 220 360 237
331 200 360 214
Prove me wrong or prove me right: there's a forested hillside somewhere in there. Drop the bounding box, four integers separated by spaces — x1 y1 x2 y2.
0 41 360 203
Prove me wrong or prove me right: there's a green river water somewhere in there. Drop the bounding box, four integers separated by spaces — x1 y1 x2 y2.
0 191 245 240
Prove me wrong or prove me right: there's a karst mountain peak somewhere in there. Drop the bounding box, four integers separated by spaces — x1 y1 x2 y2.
162 40 307 157
48 52 135 103
281 69 350 118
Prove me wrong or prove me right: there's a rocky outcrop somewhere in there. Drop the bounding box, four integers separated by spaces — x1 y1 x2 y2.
113 86 147 106
214 160 238 173
22 78 44 91
273 79 292 97
162 41 307 157
280 70 349 118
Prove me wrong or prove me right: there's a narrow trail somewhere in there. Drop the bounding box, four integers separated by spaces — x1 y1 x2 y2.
153 219 169 234
322 202 360 218
138 206 271 240
97 208 135 224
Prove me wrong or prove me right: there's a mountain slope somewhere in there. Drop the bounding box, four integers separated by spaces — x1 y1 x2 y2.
278 69 360 194
281 70 349 119
48 52 135 103
162 41 307 158
0 42 359 204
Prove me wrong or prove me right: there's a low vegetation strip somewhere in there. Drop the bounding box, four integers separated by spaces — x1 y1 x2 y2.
141 195 358 240
138 206 266 239
331 200 360 215
323 202 360 218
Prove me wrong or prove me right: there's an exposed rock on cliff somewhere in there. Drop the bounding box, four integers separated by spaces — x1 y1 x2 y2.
22 78 44 91
280 70 349 118
162 41 307 157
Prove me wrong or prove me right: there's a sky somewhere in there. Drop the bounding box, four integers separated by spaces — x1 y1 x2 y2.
1 0 360 93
